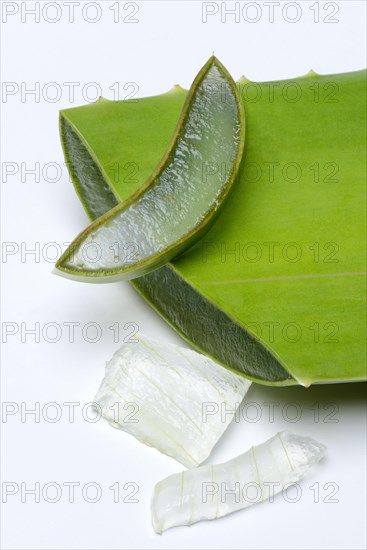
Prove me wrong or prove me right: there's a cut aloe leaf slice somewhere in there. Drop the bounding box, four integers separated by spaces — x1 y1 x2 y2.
94 334 251 468
55 57 244 282
151 431 326 533
59 69 366 385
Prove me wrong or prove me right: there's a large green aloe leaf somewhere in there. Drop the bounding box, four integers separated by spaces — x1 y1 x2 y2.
59 69 366 387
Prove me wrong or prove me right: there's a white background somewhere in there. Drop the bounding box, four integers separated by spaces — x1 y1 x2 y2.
1 1 366 549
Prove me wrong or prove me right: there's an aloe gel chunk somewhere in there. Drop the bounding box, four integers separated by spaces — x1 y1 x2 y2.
151 431 326 533
94 335 251 468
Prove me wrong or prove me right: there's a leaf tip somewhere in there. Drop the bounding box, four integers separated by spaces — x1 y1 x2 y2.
52 265 65 278
207 54 223 69
54 247 74 278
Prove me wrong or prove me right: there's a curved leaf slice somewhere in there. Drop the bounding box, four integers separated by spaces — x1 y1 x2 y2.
55 57 245 282
151 431 326 533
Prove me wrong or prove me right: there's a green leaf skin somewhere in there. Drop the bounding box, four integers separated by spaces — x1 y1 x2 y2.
55 57 245 282
59 69 367 386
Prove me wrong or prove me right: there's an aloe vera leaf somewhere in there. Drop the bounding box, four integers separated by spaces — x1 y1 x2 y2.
59 69 367 386
94 334 251 468
151 431 326 533
55 57 244 282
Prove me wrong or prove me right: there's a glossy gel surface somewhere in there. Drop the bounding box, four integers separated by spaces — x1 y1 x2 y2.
151 431 326 533
94 335 251 468
56 57 244 282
